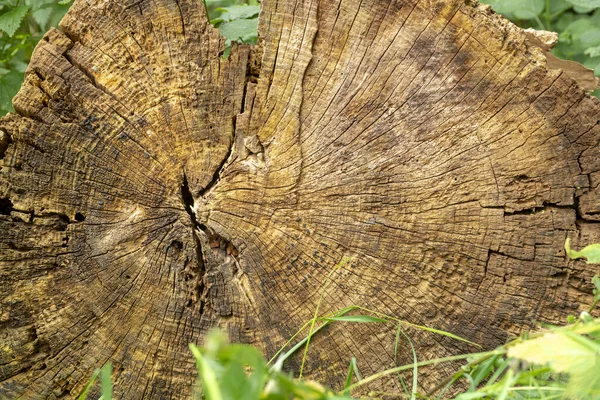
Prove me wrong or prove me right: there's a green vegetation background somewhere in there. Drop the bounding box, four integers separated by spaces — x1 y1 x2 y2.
0 0 258 115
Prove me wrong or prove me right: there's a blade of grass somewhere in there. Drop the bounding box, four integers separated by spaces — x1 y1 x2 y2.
496 369 515 400
267 305 363 366
322 315 387 323
352 305 479 347
484 358 509 386
299 259 350 378
341 350 503 395
100 363 112 400
394 323 411 399
471 354 501 387
270 306 358 372
344 357 361 389
427 353 498 397
77 368 101 400
189 344 222 400
396 326 418 400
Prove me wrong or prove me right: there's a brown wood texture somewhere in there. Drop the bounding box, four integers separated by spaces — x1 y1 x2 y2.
1 0 600 398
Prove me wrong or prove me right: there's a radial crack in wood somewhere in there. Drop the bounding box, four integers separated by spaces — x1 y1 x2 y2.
1 0 600 398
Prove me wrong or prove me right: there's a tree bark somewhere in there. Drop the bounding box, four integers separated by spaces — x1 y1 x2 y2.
1 0 600 398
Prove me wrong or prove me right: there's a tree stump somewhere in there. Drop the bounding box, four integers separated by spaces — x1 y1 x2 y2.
1 0 600 398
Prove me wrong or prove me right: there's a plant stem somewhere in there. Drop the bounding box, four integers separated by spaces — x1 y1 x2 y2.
299 261 346 378
589 298 598 314
425 352 497 397
340 350 503 395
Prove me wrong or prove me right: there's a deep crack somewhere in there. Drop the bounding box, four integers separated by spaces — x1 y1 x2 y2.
181 171 240 313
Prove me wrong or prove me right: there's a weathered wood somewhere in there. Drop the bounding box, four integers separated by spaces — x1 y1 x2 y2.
1 0 600 398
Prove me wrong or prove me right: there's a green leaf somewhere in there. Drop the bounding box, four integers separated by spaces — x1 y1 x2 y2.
508 331 600 398
218 345 267 400
32 7 53 31
574 4 596 12
100 363 112 400
218 17 258 46
586 45 600 57
0 70 23 115
592 275 600 297
511 0 545 19
565 237 600 263
215 5 260 22
567 0 600 8
481 0 545 19
77 368 100 400
322 315 388 323
219 361 257 400
582 28 600 47
344 357 361 389
0 5 29 37
190 343 223 400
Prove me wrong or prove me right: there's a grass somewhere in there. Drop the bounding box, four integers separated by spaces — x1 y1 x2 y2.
78 240 600 399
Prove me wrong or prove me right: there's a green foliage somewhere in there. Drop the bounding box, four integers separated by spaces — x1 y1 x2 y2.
211 4 260 23
100 363 113 400
507 327 600 398
0 5 29 36
481 0 600 98
77 363 112 400
0 0 72 115
565 237 600 264
78 273 600 400
189 330 348 400
205 0 259 57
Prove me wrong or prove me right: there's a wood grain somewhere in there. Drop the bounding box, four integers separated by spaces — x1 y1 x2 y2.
1 0 599 398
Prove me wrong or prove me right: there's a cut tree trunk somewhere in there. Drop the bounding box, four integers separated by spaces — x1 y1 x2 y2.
1 0 600 398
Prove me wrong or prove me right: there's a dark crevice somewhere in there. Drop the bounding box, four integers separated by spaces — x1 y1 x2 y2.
574 194 582 219
191 230 206 315
0 197 14 215
181 172 209 230
502 201 579 217
7 242 34 252
197 137 235 198
182 172 208 313
174 0 186 37
181 170 240 313
21 135 46 154
17 211 86 230
487 248 531 263
62 50 132 125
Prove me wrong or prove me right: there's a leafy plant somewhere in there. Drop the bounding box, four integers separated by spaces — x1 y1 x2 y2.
183 294 600 400
480 0 600 98
0 0 258 118
189 331 349 400
77 363 113 400
204 0 260 57
0 0 72 115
